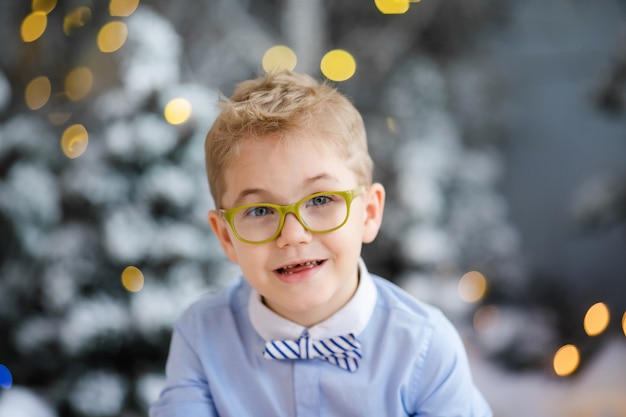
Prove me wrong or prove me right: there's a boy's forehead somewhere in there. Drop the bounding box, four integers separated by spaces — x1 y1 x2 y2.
231 131 338 164
220 135 355 206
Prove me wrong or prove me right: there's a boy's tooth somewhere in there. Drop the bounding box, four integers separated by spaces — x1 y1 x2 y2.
283 261 316 270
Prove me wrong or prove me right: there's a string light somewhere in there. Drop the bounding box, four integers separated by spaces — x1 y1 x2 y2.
64 7 92 35
65 67 93 101
553 344 580 377
97 21 128 53
109 0 140 17
48 112 72 126
374 0 410 14
32 0 57 14
262 45 297 73
25 76 51 110
61 124 89 159
458 271 488 303
473 305 499 334
121 266 144 293
320 49 356 82
584 302 610 336
164 98 192 125
21 11 47 42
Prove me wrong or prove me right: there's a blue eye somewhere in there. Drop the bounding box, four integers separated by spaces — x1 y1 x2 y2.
309 195 333 207
245 206 273 217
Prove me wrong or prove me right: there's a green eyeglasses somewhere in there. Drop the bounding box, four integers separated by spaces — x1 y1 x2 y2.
220 189 363 244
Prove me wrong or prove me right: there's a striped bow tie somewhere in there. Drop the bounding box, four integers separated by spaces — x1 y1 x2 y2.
263 333 362 373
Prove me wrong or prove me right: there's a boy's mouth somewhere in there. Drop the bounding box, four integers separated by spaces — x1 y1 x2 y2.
276 260 324 275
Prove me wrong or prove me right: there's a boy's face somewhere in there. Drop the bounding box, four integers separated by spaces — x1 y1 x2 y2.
208 133 385 327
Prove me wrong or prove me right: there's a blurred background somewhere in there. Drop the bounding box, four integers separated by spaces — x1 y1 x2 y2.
1 0 625 416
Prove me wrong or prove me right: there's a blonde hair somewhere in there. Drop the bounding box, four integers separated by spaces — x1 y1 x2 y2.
205 70 373 208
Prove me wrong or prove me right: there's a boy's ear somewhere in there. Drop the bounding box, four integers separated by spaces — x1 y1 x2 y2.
208 210 239 263
362 183 385 244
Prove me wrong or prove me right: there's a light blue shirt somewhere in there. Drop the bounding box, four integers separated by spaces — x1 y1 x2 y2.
150 261 492 417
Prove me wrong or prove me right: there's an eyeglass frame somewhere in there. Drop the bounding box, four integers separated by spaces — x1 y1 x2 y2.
219 188 364 244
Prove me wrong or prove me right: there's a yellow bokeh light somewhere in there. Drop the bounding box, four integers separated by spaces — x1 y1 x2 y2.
97 21 128 53
622 312 626 336
32 0 57 14
109 0 140 17
25 76 51 110
458 271 488 303
48 112 72 126
320 49 356 82
262 45 298 73
121 266 144 293
553 344 580 377
164 98 192 125
21 11 47 43
584 302 610 336
65 66 93 102
64 7 92 35
374 0 410 14
61 124 89 159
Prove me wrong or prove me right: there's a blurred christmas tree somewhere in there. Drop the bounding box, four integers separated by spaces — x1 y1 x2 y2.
0 2 237 415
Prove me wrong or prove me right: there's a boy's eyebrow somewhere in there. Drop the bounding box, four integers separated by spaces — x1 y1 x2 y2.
304 173 338 185
232 188 267 206
232 173 339 206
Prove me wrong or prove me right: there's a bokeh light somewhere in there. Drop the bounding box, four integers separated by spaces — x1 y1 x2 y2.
32 0 57 14
25 75 51 110
109 0 140 17
0 365 12 389
21 11 47 42
97 21 128 53
64 7 92 35
374 0 410 14
387 117 397 133
553 344 580 376
48 112 72 126
584 302 610 336
61 124 89 159
320 49 356 82
121 266 144 293
622 311 626 336
65 66 93 101
473 305 499 334
164 98 192 125
262 45 298 73
458 270 488 303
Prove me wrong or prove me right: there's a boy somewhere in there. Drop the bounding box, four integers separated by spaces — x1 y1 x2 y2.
150 71 491 416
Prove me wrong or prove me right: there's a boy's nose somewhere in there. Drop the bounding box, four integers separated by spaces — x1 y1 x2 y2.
275 213 312 247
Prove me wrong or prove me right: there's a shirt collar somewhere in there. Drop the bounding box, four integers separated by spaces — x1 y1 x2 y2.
248 258 378 341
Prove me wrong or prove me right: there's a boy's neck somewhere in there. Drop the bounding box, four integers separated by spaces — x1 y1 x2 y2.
262 270 360 328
